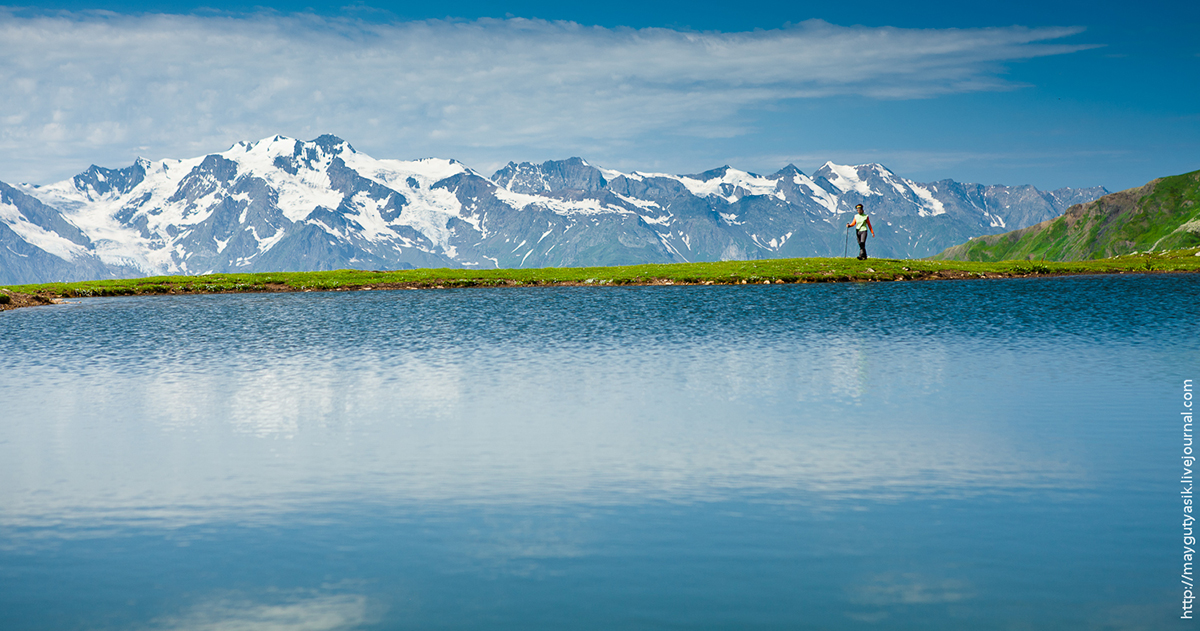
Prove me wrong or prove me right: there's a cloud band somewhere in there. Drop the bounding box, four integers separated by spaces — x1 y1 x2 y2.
0 10 1092 182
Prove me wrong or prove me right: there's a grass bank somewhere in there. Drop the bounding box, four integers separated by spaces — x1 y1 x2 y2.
3 247 1199 310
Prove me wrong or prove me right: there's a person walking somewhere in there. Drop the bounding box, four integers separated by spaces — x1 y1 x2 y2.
846 203 874 260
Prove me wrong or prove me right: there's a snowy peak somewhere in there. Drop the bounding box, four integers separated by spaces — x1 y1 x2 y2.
770 167 839 214
228 134 353 178
772 164 806 178
12 134 491 277
813 162 900 197
812 162 949 217
491 157 607 194
681 165 740 181
70 161 148 200
165 154 240 213
598 163 837 212
311 134 355 155
673 166 779 203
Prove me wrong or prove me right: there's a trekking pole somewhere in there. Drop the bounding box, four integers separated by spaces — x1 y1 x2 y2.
843 225 850 258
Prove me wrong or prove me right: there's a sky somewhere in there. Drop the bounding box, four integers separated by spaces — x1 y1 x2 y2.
0 1 1196 191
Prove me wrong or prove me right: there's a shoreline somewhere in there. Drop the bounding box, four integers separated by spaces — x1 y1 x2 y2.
4 251 1199 312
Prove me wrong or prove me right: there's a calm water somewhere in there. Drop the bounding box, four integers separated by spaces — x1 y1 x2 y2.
1 275 1196 629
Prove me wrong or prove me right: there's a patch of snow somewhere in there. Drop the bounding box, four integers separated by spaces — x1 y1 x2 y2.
633 170 682 181
794 173 839 213
219 136 342 223
339 152 469 250
872 165 908 196
253 225 286 254
0 201 90 261
601 168 639 181
346 191 396 242
613 193 661 210
349 154 469 184
675 167 777 203
21 167 177 272
822 162 876 196
909 182 946 217
639 213 672 226
493 187 631 217
656 232 689 262
307 218 341 239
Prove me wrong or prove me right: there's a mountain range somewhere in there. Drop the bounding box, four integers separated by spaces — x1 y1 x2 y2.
935 169 1200 261
0 134 1109 285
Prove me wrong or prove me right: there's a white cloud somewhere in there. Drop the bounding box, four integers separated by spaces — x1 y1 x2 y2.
0 10 1093 183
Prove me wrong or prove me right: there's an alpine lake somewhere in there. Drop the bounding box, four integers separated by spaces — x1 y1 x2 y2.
1 273 1195 629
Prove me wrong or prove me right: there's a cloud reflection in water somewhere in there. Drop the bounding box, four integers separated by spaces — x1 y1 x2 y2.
150 591 373 631
0 286 1092 532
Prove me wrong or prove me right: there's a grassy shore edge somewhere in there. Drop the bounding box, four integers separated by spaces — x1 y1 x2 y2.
3 248 1199 311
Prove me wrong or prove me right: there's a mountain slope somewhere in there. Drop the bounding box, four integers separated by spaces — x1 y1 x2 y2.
0 181 142 284
0 134 1109 284
934 170 1200 261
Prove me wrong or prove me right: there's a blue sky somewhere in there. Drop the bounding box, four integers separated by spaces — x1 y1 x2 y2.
0 1 1196 190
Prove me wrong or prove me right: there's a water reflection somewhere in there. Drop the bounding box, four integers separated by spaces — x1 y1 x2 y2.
3 278 1176 531
150 590 374 631
849 573 975 606
0 275 1193 629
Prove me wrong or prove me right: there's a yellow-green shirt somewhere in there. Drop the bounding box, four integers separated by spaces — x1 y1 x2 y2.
853 213 869 232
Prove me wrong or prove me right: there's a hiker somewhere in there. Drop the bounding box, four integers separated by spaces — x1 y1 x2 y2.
846 203 875 260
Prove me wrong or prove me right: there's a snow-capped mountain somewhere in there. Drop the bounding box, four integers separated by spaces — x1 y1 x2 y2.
0 134 1108 284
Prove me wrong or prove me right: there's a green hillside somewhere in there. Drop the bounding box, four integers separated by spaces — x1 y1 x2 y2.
935 170 1200 261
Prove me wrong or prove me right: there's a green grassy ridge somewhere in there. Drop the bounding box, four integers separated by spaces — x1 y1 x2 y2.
4 249 1199 300
935 170 1200 262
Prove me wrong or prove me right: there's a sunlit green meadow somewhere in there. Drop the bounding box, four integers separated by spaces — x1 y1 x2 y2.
2 247 1198 303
